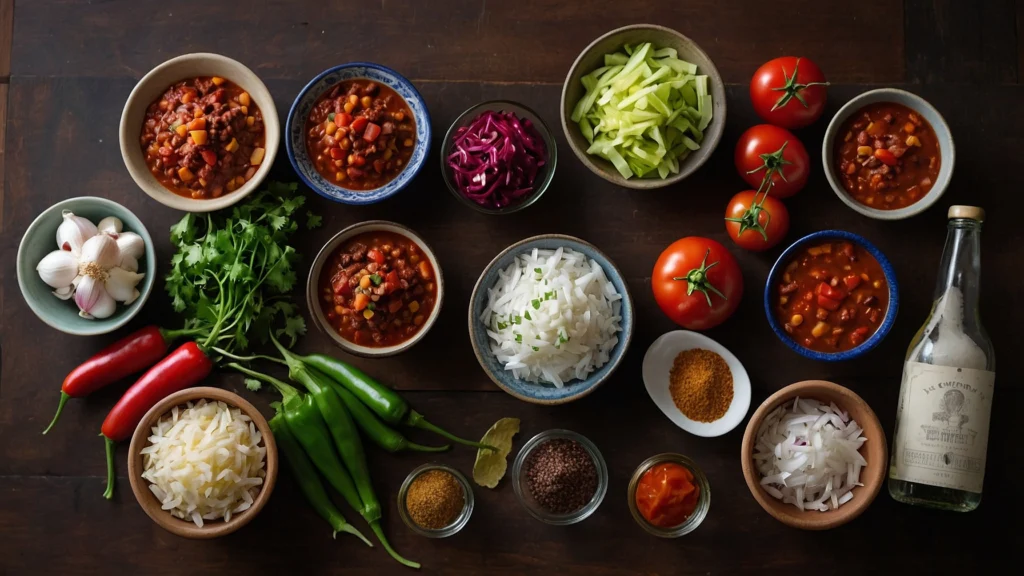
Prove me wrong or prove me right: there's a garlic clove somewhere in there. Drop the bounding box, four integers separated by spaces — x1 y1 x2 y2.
52 285 75 300
105 267 145 304
89 288 117 319
37 249 80 289
120 254 139 273
115 232 145 261
56 210 99 255
75 275 106 318
97 216 123 238
79 234 121 270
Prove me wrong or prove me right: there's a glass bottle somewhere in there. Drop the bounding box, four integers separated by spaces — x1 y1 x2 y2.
888 205 995 511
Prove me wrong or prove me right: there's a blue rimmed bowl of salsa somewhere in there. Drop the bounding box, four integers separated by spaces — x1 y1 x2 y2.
286 63 431 205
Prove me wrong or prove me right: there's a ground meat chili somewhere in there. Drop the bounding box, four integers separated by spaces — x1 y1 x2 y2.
775 240 889 353
141 77 266 199
834 102 940 210
319 231 437 347
305 80 416 190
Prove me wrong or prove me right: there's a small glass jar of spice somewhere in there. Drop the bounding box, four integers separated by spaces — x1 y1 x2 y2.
512 429 608 525
627 453 710 538
398 464 474 538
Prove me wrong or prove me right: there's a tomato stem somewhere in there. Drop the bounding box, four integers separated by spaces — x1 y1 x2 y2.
770 57 830 111
672 249 727 307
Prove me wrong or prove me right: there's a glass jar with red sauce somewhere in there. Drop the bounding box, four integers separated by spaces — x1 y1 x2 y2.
628 454 710 537
317 231 437 348
305 79 416 190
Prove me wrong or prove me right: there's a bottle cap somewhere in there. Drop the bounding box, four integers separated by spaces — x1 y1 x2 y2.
948 205 984 221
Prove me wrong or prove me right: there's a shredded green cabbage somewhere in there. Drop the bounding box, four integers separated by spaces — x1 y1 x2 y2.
573 42 712 179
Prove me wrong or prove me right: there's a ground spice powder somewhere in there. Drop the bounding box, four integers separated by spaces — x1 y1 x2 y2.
405 469 465 530
669 348 733 422
524 438 598 514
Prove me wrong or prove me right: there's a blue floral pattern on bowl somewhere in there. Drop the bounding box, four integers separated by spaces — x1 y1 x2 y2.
286 63 431 205
468 235 634 404
764 230 899 362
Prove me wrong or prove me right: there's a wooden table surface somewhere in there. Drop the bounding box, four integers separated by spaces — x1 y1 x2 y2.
1 1 1019 574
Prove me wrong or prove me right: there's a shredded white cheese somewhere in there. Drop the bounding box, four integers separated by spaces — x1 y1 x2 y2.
481 247 622 387
141 399 266 527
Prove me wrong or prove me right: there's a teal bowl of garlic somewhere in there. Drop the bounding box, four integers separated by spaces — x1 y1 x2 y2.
17 197 156 336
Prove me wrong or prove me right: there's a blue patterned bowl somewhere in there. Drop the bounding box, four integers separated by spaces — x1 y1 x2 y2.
764 230 899 362
468 234 634 405
286 63 431 205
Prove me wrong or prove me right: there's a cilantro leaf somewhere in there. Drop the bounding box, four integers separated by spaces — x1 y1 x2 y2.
306 211 322 229
244 378 262 392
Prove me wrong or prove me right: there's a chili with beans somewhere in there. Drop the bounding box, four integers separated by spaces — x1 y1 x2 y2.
305 80 416 190
319 232 437 347
141 77 266 199
834 102 940 210
775 241 889 352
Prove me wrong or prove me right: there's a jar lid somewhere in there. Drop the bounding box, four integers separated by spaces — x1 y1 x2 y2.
948 205 984 221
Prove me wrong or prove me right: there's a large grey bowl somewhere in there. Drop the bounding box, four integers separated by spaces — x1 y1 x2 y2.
822 88 954 220
560 24 726 190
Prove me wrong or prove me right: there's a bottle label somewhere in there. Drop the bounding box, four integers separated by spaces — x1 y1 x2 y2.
892 362 994 493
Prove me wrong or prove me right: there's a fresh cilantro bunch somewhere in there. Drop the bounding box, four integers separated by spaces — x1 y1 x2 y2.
165 181 320 353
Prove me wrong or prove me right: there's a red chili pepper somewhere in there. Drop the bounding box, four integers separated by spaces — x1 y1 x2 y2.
43 326 181 435
100 341 214 499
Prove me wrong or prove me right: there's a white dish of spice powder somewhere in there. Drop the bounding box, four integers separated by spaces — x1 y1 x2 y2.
642 330 751 437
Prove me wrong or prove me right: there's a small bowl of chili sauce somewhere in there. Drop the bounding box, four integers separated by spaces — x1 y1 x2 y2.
823 88 953 220
119 53 280 213
307 220 443 357
286 63 431 205
764 231 899 362
627 453 710 538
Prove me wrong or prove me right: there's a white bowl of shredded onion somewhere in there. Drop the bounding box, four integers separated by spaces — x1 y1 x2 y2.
741 380 886 530
128 387 278 539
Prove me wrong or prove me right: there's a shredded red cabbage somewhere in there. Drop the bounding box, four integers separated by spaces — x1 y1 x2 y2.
447 110 547 210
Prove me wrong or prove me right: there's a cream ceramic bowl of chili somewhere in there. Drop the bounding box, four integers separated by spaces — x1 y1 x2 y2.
119 52 280 213
822 88 953 220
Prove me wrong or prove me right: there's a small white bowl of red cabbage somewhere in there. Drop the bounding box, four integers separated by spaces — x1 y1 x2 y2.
442 101 556 214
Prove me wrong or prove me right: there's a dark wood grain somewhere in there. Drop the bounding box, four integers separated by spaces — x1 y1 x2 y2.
0 0 11 82
904 0 1019 83
2 2 1021 574
9 0 905 84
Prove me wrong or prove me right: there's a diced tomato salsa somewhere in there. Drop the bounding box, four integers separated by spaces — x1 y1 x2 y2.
775 241 889 352
305 79 416 190
141 76 266 199
318 231 437 347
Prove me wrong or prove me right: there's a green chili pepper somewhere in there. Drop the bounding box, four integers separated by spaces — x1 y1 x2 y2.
324 375 449 453
269 414 372 546
298 352 496 451
271 337 420 570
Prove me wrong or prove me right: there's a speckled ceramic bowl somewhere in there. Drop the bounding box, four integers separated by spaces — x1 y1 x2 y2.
286 63 431 205
16 197 157 336
822 88 954 220
468 234 634 404
764 230 899 362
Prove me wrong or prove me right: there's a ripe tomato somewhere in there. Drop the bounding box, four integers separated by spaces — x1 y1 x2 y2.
724 190 790 251
734 125 809 199
652 238 743 330
750 56 829 129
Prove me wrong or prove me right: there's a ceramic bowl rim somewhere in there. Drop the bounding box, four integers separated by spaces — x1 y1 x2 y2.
127 386 278 539
285 62 431 206
764 230 899 362
305 220 444 357
118 52 280 213
16 196 157 336
440 100 558 215
467 233 634 405
821 87 954 220
739 379 887 530
559 23 726 190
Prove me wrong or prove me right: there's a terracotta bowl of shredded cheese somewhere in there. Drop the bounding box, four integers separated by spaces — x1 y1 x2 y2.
740 380 886 530
128 387 278 539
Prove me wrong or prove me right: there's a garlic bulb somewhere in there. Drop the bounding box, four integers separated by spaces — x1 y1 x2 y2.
56 210 98 255
37 250 79 289
98 216 123 238
115 232 145 260
80 234 121 270
105 267 145 305
120 254 139 273
75 275 116 319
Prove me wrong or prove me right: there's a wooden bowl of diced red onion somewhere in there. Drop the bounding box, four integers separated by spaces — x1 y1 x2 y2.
740 380 886 530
